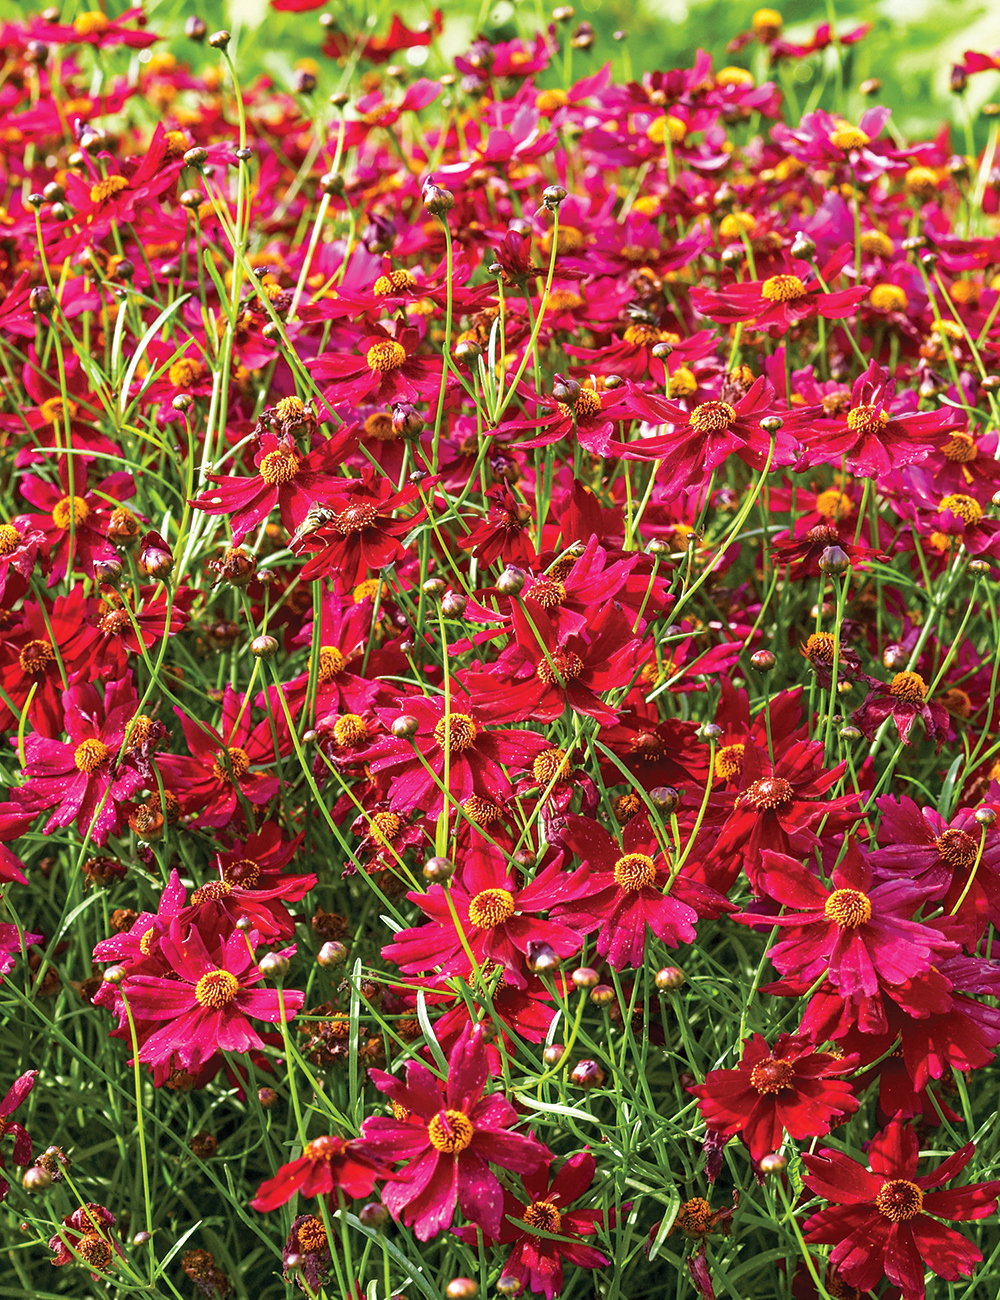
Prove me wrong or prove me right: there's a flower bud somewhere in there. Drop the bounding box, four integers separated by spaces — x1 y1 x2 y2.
818 545 850 575
646 538 671 558
318 941 348 967
699 722 723 742
976 807 997 826
453 338 481 364
138 530 174 579
759 1152 786 1175
552 375 580 404
969 559 991 575
180 188 203 209
651 341 673 360
569 1059 605 1089
649 786 680 813
422 578 447 598
259 953 290 979
183 146 208 168
391 714 419 739
655 966 685 990
359 1202 390 1230
258 1087 277 1108
589 984 616 1006
603 373 624 389
250 634 279 660
542 1043 566 1066
572 966 599 989
423 184 454 215
541 184 567 209
103 965 127 984
29 285 53 314
423 855 454 882
497 565 526 596
208 29 231 49
446 1280 478 1300
789 232 815 259
293 68 317 94
859 77 881 95
750 649 776 672
22 1166 52 1192
720 244 745 267
882 643 906 670
93 558 124 584
320 171 345 195
185 15 207 41
441 591 468 618
133 1230 152 1244
759 415 783 435
495 1279 521 1296
392 401 424 439
527 941 559 973
840 726 862 740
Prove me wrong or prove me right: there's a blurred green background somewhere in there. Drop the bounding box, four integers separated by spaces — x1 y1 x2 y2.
7 0 1000 139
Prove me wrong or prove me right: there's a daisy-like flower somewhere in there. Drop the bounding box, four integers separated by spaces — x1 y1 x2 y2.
359 1024 549 1241
314 324 442 408
802 1122 1000 1299
381 839 589 988
851 670 950 747
690 251 869 336
48 1203 125 1280
690 1034 858 1164
120 919 304 1072
16 463 136 582
0 1070 37 1202
551 814 733 970
251 1135 389 1211
453 1152 611 1299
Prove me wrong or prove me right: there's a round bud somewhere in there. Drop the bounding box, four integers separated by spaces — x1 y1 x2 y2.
446 1280 478 1300
441 591 468 618
882 643 906 670
859 77 881 95
495 1279 521 1297
235 147 253 162
422 578 447 598
646 538 671 558
569 1059 605 1090
527 941 559 973
261 322 283 342
185 16 208 41
649 786 680 813
208 29 231 49
359 1202 390 1230
789 232 816 259
103 964 127 984
513 848 535 869
750 649 775 672
759 415 783 435
552 377 580 404
250 634 279 660
920 250 939 269
497 565 526 596
837 680 853 695
423 855 454 882
981 374 1000 392
111 257 134 281
589 983 616 1006
651 341 673 360
93 558 123 584
699 722 723 742
453 339 481 364
258 1087 277 1108
572 966 600 989
655 966 685 990
26 39 49 63
172 393 194 412
49 203 69 220
27 192 45 210
29 285 53 314
759 1152 786 1175
391 714 419 740
423 184 454 215
541 184 567 209
603 373 624 389
258 952 290 979
133 1231 151 1244
318 941 348 968
22 1166 52 1192
839 726 862 740
818 545 850 575
293 69 317 94
976 807 998 826
180 188 203 209
901 235 927 252
320 171 345 195
720 244 745 268
183 146 208 168
542 1043 566 1067
236 916 252 931
969 559 991 574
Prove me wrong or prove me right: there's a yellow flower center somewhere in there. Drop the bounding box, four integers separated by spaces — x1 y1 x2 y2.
40 396 78 425
741 777 794 811
536 651 584 685
824 888 872 928
90 174 129 205
0 523 20 554
846 404 889 435
936 828 978 868
74 11 111 36
432 713 478 752
720 211 756 239
212 746 251 782
752 7 782 31
830 125 870 151
749 1057 796 1094
875 1179 923 1221
714 743 745 781
313 647 346 684
861 230 894 258
533 748 571 784
373 269 417 295
333 713 369 747
669 365 698 396
688 400 735 434
366 340 407 373
528 576 566 608
613 852 657 891
258 449 300 486
523 1200 563 1233
890 671 927 703
905 167 939 197
463 795 503 825
297 1216 328 1252
368 811 402 846
194 968 240 1009
869 283 907 312
942 433 978 464
761 274 808 302
573 387 603 419
335 503 379 534
223 858 261 886
803 632 836 664
426 1109 475 1153
74 738 111 774
622 323 666 347
717 66 754 87
168 358 204 388
938 494 982 525
539 226 585 256
814 488 853 520
76 1234 112 1268
536 88 570 114
18 639 54 675
51 495 90 529
467 888 516 929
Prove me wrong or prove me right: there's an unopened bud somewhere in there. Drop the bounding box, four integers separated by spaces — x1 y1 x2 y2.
790 232 815 259
446 1280 478 1300
759 1152 786 1175
208 29 231 49
759 415 783 435
750 649 775 671
258 1087 277 1108
359 1202 390 1230
22 1167 52 1192
423 184 454 215
185 16 207 41
258 953 290 979
391 714 419 739
250 634 279 660
138 530 174 579
423 855 454 882
655 966 685 990
183 146 208 168
542 1043 566 1066
318 941 348 967
441 591 467 618
572 966 599 989
818 544 850 575
541 184 567 209
93 558 123 584
589 983 615 1005
976 807 997 826
497 565 526 596
699 722 723 742
569 1059 605 1089
649 786 680 813
29 286 53 314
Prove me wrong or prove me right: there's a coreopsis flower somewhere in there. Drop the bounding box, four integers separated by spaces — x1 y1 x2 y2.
0 1070 37 1202
458 483 537 568
802 1122 1000 1298
507 385 632 458
120 919 304 1072
615 375 806 493
314 324 442 408
251 1135 389 1210
0 519 44 608
319 9 443 62
16 464 136 581
742 846 958 1012
690 251 869 335
0 589 101 735
690 1034 858 1164
382 839 589 987
453 1152 611 1298
851 670 950 747
189 423 359 545
359 1024 549 1240
772 108 901 182
48 1203 124 1279
281 1214 333 1295
769 518 885 578
290 467 427 587
14 675 143 846
551 814 733 970
30 8 158 48
361 677 553 814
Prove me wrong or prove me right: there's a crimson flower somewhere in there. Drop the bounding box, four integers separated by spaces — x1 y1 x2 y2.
802 1122 1000 1298
691 251 869 334
315 324 442 408
251 1135 389 1211
690 1034 858 1164
359 1024 549 1241
454 1152 611 1298
0 1070 37 1202
48 1203 124 1278
0 588 101 736
552 814 732 970
458 483 537 568
16 464 136 581
120 919 304 1072
30 8 158 48
382 839 589 988
851 670 950 748
190 425 358 545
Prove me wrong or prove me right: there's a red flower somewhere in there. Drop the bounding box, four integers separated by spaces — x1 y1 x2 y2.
360 1024 549 1241
120 919 304 1072
17 463 136 582
851 670 951 747
690 250 868 335
251 1135 389 1211
30 8 158 48
0 1070 37 1202
315 324 442 408
454 1152 611 1298
48 1203 124 1278
802 1122 1000 1298
458 483 537 569
382 838 589 988
690 1034 858 1164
